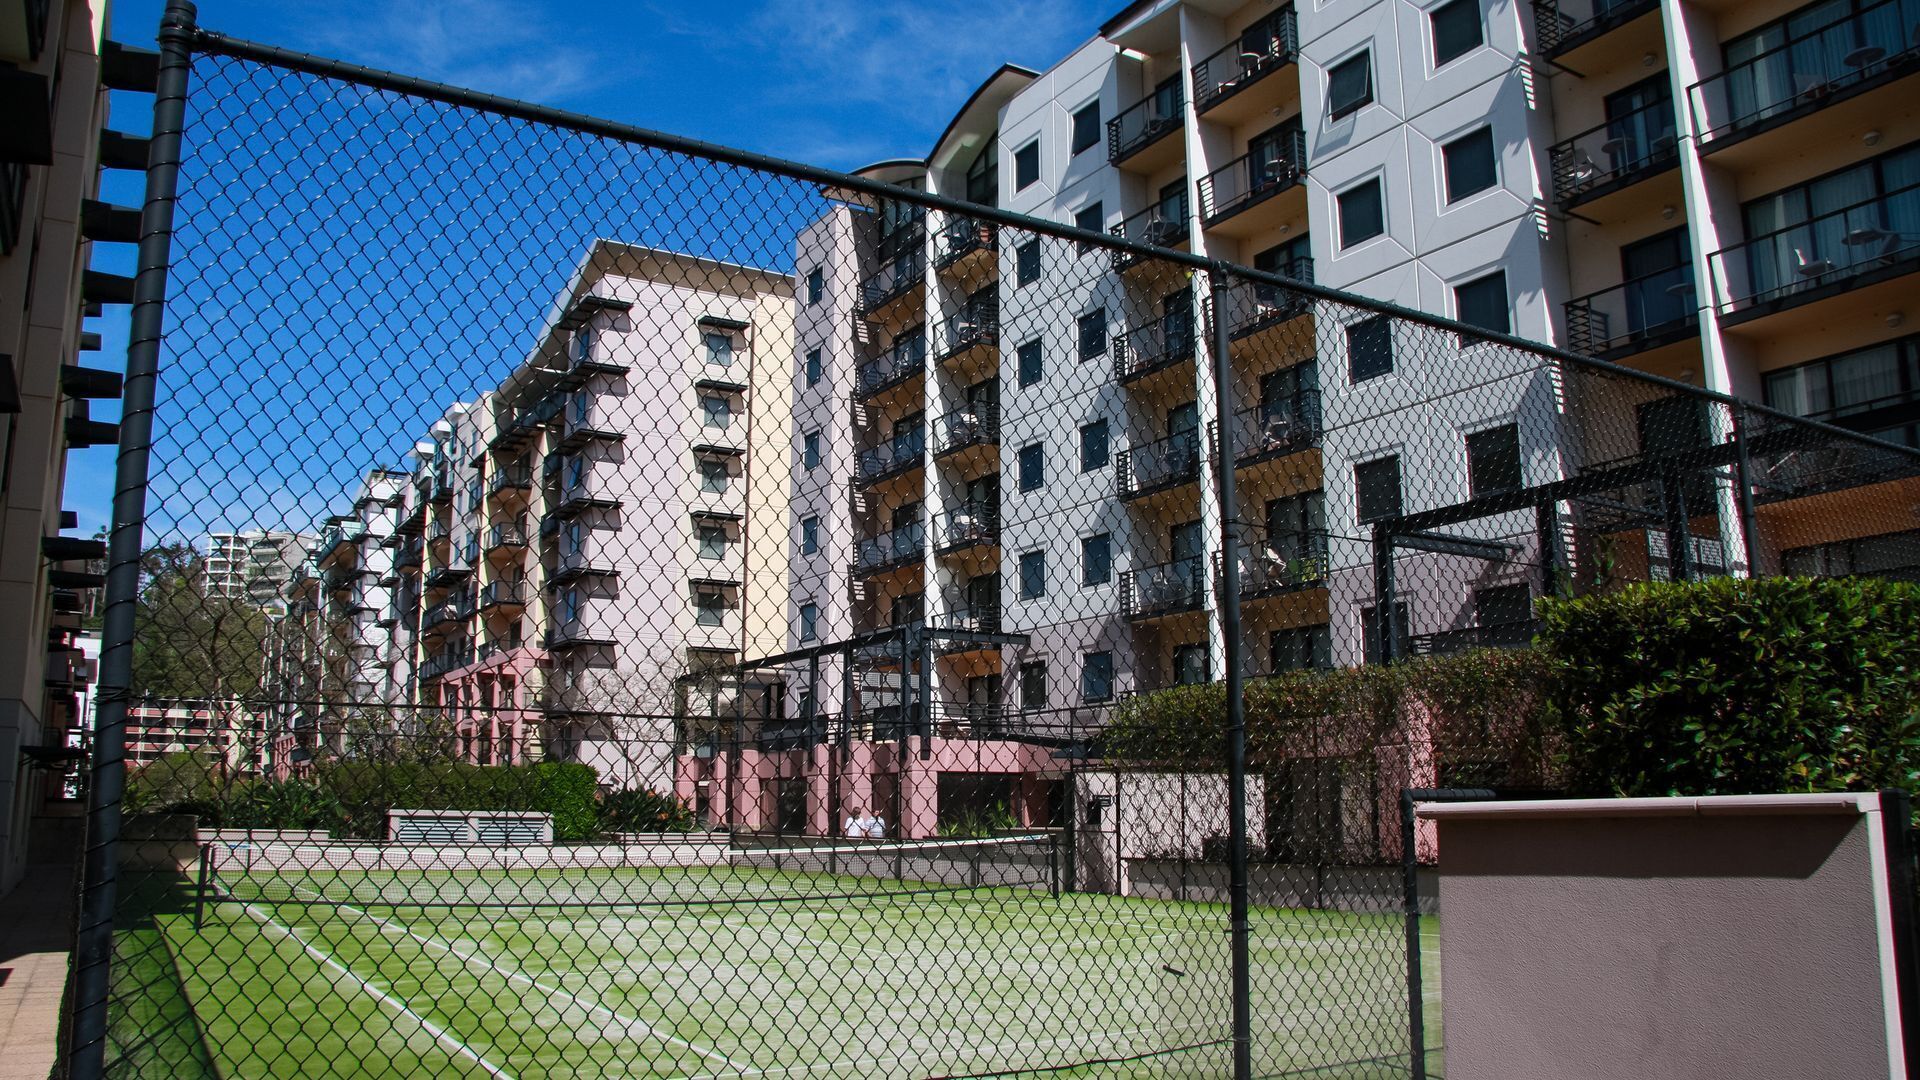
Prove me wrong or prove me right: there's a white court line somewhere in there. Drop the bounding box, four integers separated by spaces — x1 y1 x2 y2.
287 885 746 1073
235 901 516 1080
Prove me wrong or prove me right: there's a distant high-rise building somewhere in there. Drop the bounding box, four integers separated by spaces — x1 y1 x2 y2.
204 531 313 609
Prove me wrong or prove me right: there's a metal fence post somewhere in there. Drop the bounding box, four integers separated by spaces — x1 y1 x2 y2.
1729 403 1763 577
1207 267 1253 1080
1401 788 1496 1080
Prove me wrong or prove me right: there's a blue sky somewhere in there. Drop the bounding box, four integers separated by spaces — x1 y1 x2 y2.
71 0 1115 539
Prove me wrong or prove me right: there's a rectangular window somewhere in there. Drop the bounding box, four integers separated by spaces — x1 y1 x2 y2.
805 347 822 387
1338 178 1384 247
1081 651 1114 703
1018 550 1046 599
1270 625 1332 673
1466 423 1523 497
1020 661 1049 711
1017 339 1044 387
1327 50 1374 120
1018 442 1045 492
1442 126 1497 202
1082 533 1112 586
1080 419 1110 471
1347 316 1394 382
1356 455 1403 524
1361 602 1411 665
1173 643 1210 686
1431 0 1483 67
695 590 726 627
800 515 819 555
799 602 818 642
698 457 729 493
1016 239 1041 285
1455 271 1509 340
1071 100 1102 155
1475 584 1533 629
697 524 728 559
803 431 821 470
1074 202 1104 254
1014 140 1040 190
806 266 823 305
701 395 731 429
1078 309 1107 359
704 332 733 367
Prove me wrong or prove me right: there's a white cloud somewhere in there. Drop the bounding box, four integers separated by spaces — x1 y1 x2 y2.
294 0 612 103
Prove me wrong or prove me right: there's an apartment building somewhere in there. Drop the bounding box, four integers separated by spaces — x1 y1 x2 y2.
203 530 312 609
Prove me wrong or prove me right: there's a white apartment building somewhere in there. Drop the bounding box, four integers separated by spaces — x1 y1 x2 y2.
204 530 312 609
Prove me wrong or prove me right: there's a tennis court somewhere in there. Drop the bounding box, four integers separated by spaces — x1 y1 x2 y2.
122 837 1439 1079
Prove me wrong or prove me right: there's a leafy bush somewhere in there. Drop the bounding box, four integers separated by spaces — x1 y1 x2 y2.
1538 576 1920 798
937 801 1017 839
598 788 697 835
313 759 600 840
125 751 230 824
223 778 347 833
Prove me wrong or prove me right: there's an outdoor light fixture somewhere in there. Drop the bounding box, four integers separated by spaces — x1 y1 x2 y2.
1865 130 1883 146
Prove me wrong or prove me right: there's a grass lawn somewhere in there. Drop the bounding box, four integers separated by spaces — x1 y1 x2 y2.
108 865 1440 1078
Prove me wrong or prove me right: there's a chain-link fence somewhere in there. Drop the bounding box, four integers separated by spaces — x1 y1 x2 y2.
68 7 1920 1079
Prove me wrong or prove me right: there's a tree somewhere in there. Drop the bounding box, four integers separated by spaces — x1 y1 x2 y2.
335 707 460 765
130 541 271 702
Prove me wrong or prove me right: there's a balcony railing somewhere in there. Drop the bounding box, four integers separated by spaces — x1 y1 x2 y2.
1709 182 1920 314
419 645 475 680
936 301 999 362
1199 131 1308 223
1547 97 1678 205
1564 265 1698 355
1117 429 1202 499
1409 620 1541 657
932 403 999 457
935 216 997 270
480 580 527 610
1110 198 1190 270
396 538 424 570
1746 408 1920 503
934 503 999 552
941 605 1003 636
1108 86 1185 165
1531 0 1659 55
1215 265 1316 339
854 521 926 574
488 464 533 496
855 426 926 486
1216 393 1323 464
1218 533 1329 599
1113 313 1196 383
1688 0 1920 144
855 333 927 399
486 523 529 551
1192 9 1299 112
1120 556 1207 619
857 249 926 315
421 594 473 631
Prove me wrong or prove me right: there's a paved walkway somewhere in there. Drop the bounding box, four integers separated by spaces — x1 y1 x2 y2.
0 864 74 1080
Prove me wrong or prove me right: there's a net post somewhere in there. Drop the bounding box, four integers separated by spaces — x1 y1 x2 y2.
1049 833 1061 899
1729 402 1763 577
193 842 211 931
67 6 198 1076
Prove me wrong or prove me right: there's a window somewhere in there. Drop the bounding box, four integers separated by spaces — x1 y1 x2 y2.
1454 271 1509 340
1020 661 1049 711
1081 651 1114 703
563 520 584 560
1475 584 1533 630
806 266 823 305
704 332 733 367
966 141 997 205
1443 126 1497 202
1347 316 1394 382
1355 455 1403 524
1080 419 1110 471
1338 178 1384 247
800 516 819 555
560 586 580 626
805 347 822 387
1466 423 1522 497
701 395 731 429
697 525 727 559
1361 602 1411 664
1018 550 1046 599
1071 100 1102 155
1016 239 1041 285
1082 533 1112 586
1018 442 1045 492
1173 644 1210 686
1074 202 1104 254
1762 334 1920 446
1430 0 1482 66
1327 50 1374 120
1017 339 1044 387
698 457 729 493
802 431 821 470
798 602 818 642
1270 625 1332 673
1014 140 1040 190
1078 309 1107 359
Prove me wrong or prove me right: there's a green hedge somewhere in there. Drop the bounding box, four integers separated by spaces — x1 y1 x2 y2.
317 760 601 841
1539 576 1920 798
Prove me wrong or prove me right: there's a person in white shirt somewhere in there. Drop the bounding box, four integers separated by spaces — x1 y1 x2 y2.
843 806 886 840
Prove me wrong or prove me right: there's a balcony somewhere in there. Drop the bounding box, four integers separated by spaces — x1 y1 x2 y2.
856 248 926 320
1110 198 1190 272
559 393 625 451
556 468 623 516
480 579 528 612
488 394 563 453
1199 132 1308 231
935 300 998 371
485 522 529 554
1531 0 1659 59
932 403 999 459
854 521 926 576
934 216 997 274
1191 10 1299 119
1563 265 1698 357
1409 620 1540 657
487 464 533 500
1689 0 1920 152
1215 393 1323 467
1218 534 1328 602
396 538 424 571
1120 556 1207 620
855 425 926 487
1745 409 1920 504
855 333 927 401
1108 86 1185 170
1217 267 1315 348
1708 182 1920 325
419 644 475 681
421 594 472 633
1546 97 1678 209
321 565 359 595
427 472 453 505
460 536 480 565
937 606 1003 656
933 503 999 555
1113 313 1196 385
1117 429 1201 501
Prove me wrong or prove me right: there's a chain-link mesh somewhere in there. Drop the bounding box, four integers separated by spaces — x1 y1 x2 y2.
78 23 1920 1080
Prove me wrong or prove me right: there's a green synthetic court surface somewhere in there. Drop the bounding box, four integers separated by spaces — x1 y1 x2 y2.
106 864 1441 1079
